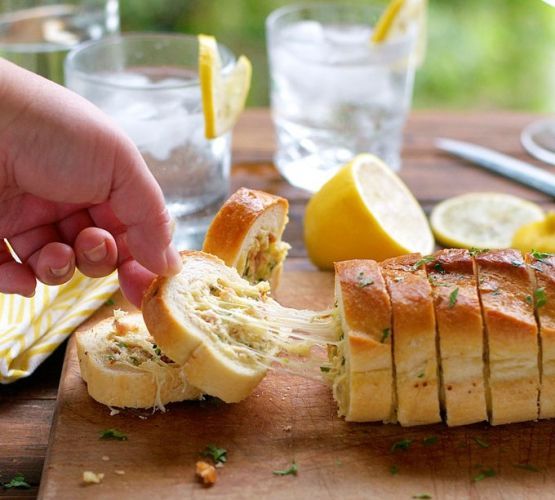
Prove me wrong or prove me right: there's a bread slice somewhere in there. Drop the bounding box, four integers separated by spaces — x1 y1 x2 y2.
525 251 555 419
76 311 202 409
142 251 282 403
475 249 539 425
203 187 290 289
332 260 394 422
426 249 488 426
381 253 441 426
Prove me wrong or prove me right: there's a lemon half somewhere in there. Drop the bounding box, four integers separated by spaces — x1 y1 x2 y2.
198 34 252 139
304 154 434 269
430 192 544 250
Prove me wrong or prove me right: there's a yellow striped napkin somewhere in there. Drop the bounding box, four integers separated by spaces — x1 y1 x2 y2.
0 271 119 383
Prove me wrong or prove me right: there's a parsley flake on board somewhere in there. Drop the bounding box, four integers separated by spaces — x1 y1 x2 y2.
448 288 459 308
320 366 331 373
473 437 489 448
357 271 374 288
3 473 30 490
273 461 298 476
412 495 432 499
412 255 434 271
534 287 547 309
381 328 391 343
473 467 495 482
105 298 115 306
201 445 227 465
423 436 438 446
99 428 128 441
391 439 413 452
513 463 540 472
389 464 399 475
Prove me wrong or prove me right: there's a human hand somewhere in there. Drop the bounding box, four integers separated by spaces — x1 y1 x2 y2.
0 59 182 307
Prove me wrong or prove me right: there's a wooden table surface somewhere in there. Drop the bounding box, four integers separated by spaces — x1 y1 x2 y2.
2 108 555 498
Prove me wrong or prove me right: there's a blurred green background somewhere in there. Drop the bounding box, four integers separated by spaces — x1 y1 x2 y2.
121 0 555 111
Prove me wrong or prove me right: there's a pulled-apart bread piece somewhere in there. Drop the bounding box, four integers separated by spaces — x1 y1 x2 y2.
427 249 488 426
203 187 290 289
526 251 555 419
475 249 539 425
381 254 441 426
76 311 202 409
332 260 394 422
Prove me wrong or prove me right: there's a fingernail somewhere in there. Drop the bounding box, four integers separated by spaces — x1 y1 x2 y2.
49 261 71 277
83 240 108 263
170 218 176 237
164 246 182 275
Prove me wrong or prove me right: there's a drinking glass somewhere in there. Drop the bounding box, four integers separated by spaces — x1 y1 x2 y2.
65 34 233 250
266 3 417 192
0 0 119 83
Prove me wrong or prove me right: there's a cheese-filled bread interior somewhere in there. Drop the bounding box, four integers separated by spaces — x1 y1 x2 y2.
526 251 555 419
475 249 539 425
203 187 290 288
381 254 441 426
427 249 488 426
76 311 202 409
332 260 395 422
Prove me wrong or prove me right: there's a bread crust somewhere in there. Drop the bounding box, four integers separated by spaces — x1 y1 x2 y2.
76 314 201 409
381 253 441 426
526 253 555 419
202 187 289 288
475 249 539 425
334 260 394 422
427 249 488 426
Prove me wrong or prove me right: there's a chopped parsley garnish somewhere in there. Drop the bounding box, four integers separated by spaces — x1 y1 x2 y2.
417 372 425 378
525 295 533 305
492 288 501 296
469 247 489 257
391 438 413 452
320 366 331 373
202 445 227 465
116 341 127 349
473 437 489 448
434 262 445 274
473 467 495 482
511 260 523 267
272 461 298 476
423 436 438 446
390 464 399 475
99 428 128 441
105 298 115 306
3 473 31 489
129 356 140 366
513 463 540 472
357 271 374 288
531 249 551 261
534 287 547 308
152 344 162 356
381 328 391 343
412 495 431 499
448 288 459 308
412 255 434 271
428 276 449 287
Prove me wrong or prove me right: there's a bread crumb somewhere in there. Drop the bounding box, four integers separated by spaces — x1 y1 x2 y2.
114 470 125 475
196 461 217 486
109 408 120 416
82 471 104 485
283 425 292 432
102 456 110 461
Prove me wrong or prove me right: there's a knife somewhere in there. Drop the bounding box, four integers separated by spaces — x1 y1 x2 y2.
435 137 555 198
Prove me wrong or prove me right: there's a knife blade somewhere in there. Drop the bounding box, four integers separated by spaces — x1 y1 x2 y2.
435 137 555 198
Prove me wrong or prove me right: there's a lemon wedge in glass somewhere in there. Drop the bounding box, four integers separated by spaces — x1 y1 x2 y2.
198 34 252 139
430 192 544 250
512 211 555 254
304 154 434 269
371 0 427 66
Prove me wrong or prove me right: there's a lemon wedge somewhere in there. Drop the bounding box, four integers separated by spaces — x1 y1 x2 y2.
430 192 544 250
198 34 252 139
512 211 555 254
304 154 434 269
371 0 427 66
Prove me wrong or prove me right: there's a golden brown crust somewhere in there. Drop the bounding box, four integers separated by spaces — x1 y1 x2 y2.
475 249 539 425
526 253 555 419
427 249 488 426
381 253 441 426
202 187 289 267
334 260 394 422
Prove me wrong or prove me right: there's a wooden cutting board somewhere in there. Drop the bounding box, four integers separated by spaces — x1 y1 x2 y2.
39 267 555 499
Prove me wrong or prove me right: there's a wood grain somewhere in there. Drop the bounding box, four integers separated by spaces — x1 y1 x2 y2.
39 267 555 499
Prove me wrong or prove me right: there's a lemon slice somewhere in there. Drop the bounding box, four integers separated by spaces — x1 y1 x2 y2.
304 154 434 269
430 192 544 249
512 211 555 254
371 0 427 66
198 34 252 139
